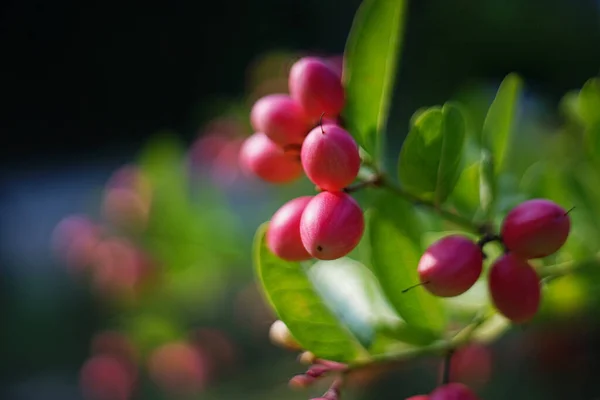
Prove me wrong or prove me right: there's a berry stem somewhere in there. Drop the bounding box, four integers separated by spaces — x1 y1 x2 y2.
343 174 383 193
345 172 485 233
377 175 484 234
539 252 600 282
341 311 512 389
441 349 454 385
343 310 501 375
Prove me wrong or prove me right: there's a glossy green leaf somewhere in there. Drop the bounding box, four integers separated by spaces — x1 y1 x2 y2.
308 257 438 350
368 191 447 335
343 0 407 161
253 224 366 362
398 103 467 205
579 78 600 127
308 258 388 347
481 73 523 173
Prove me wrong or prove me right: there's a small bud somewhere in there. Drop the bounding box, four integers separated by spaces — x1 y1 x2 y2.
306 364 330 378
289 374 315 390
317 359 347 372
269 320 302 351
298 351 317 365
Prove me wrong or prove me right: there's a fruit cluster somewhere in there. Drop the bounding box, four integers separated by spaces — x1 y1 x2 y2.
239 56 365 261
52 165 157 299
417 199 571 323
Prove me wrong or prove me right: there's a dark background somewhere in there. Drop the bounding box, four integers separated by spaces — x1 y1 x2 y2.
2 0 599 168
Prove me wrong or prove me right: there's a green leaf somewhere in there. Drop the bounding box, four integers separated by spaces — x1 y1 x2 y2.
253 224 366 362
368 191 447 335
398 103 467 205
579 78 600 127
560 90 586 125
308 257 438 349
448 161 480 217
343 0 407 161
579 79 600 157
478 149 496 221
121 314 185 357
481 73 523 173
308 258 387 347
586 121 600 162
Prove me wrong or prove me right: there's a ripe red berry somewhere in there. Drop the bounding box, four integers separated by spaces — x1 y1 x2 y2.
300 191 364 260
239 132 303 183
289 57 345 120
501 198 571 259
430 383 480 400
417 235 483 297
488 253 541 324
267 196 313 261
406 396 429 400
250 94 311 147
301 124 361 191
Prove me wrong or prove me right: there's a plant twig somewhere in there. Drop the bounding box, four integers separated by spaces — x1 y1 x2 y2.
377 175 484 234
343 174 383 193
343 172 483 233
539 253 600 282
441 349 454 385
344 311 494 375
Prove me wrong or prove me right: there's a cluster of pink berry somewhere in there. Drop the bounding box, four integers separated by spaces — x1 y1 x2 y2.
417 199 571 323
79 328 238 400
239 56 365 261
52 165 157 299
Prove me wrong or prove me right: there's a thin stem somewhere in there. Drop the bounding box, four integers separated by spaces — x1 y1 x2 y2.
343 174 382 193
378 175 484 234
539 253 600 282
344 310 496 375
441 350 454 385
345 339 450 373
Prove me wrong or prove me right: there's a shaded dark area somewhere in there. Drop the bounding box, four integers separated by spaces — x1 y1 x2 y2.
2 0 599 167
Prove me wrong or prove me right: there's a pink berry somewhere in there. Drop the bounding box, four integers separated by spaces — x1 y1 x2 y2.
148 342 208 396
406 396 429 400
289 57 345 120
300 191 364 260
80 355 135 400
501 199 571 259
448 344 492 389
250 94 311 147
239 132 303 184
267 196 313 261
417 235 483 297
430 383 480 400
301 124 361 191
488 253 541 324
